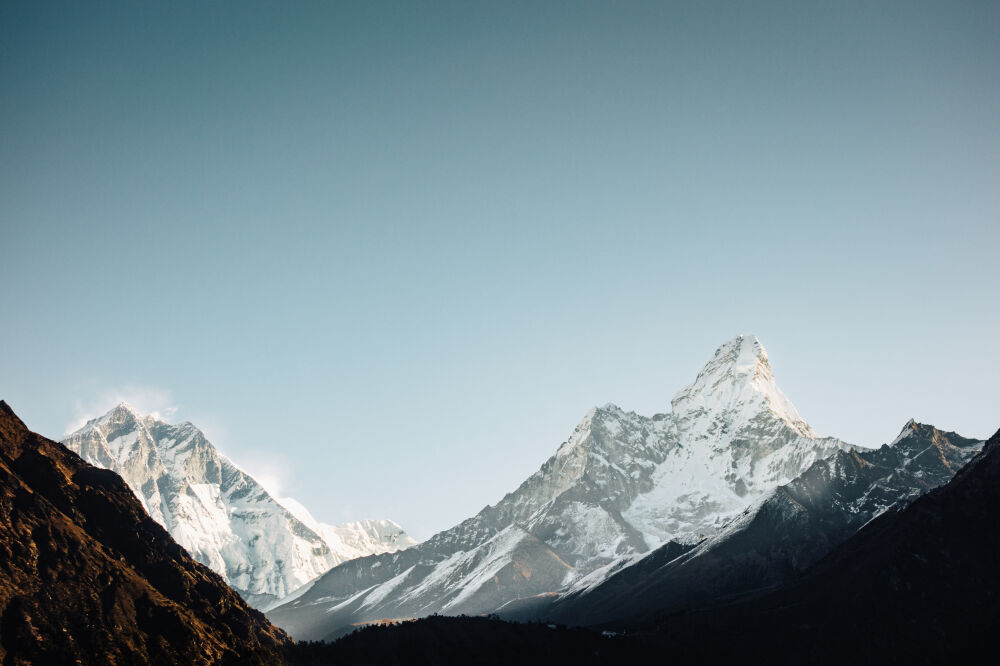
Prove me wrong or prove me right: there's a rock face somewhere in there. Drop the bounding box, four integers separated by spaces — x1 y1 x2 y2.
62 403 415 608
0 400 290 665
541 420 983 625
268 335 853 640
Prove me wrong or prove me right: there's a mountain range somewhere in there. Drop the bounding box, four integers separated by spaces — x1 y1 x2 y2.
268 335 873 639
61 403 415 608
298 423 1000 666
0 332 994 665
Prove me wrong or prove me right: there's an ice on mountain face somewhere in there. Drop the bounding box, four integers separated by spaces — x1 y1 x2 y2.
62 403 415 608
671 335 814 438
548 421 985 627
267 335 856 640
623 335 849 544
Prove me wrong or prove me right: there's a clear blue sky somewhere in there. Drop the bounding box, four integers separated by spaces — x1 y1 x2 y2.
2 1 997 540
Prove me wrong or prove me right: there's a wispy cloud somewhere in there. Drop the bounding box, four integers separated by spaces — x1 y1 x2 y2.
231 449 294 499
64 385 179 435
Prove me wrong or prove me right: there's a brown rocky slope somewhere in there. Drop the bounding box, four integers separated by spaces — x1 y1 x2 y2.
0 400 291 665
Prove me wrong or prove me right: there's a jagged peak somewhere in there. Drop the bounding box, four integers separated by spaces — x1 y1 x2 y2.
890 419 918 445
554 403 636 456
71 402 180 438
889 420 963 443
671 335 815 437
672 335 769 399
74 402 144 432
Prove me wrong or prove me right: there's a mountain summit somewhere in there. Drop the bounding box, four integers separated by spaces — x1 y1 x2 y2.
268 336 852 639
623 335 847 545
62 404 416 608
671 335 814 437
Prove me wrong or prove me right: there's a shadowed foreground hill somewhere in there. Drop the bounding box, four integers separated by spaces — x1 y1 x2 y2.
0 401 290 665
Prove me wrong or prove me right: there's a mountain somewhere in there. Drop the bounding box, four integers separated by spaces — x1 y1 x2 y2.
267 335 853 640
0 400 289 664
283 421 1000 665
62 403 415 608
627 421 1000 663
538 420 983 625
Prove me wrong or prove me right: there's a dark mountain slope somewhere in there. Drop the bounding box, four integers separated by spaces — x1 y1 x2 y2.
641 423 1000 664
0 401 290 665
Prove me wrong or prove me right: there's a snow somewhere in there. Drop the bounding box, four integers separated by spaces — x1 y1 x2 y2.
890 419 917 445
277 496 419 564
62 403 416 608
621 335 849 544
392 525 552 613
271 335 857 632
670 335 816 439
360 566 416 608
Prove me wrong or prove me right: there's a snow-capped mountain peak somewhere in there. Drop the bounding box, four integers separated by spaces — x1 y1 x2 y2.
84 400 141 430
671 334 815 439
83 401 147 432
62 404 416 608
108 400 139 416
268 336 853 639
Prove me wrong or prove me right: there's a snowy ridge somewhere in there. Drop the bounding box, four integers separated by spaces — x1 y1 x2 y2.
544 420 984 626
267 335 856 639
62 403 415 608
624 336 848 545
278 497 417 562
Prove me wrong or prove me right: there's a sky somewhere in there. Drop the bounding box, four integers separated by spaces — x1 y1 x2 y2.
1 1 998 540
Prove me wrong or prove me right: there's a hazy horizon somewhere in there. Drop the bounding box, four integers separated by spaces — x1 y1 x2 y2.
2 1 998 540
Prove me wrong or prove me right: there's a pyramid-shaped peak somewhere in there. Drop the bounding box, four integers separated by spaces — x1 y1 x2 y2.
72 402 149 437
87 401 142 426
111 401 139 416
677 335 774 397
671 335 814 437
